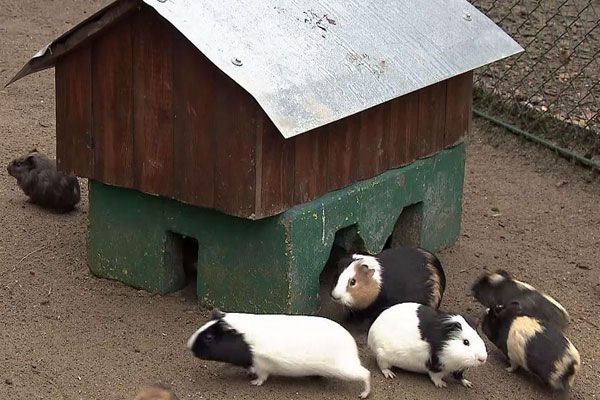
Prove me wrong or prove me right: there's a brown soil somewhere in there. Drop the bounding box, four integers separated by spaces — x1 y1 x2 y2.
1 1 599 399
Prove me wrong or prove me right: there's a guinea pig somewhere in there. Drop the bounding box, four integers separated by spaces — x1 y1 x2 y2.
331 246 446 323
6 149 81 212
470 269 570 330
187 309 371 398
367 302 487 388
133 385 179 400
481 301 580 391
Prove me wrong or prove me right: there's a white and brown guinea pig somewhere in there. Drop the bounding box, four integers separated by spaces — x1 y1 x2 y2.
331 246 446 322
368 302 487 388
7 149 80 212
471 269 570 330
481 301 580 391
187 309 371 398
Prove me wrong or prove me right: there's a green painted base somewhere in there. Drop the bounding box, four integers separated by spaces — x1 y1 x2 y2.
88 143 465 314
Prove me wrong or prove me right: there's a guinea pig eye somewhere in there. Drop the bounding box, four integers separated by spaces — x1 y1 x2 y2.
349 278 356 287
204 333 215 343
463 339 470 346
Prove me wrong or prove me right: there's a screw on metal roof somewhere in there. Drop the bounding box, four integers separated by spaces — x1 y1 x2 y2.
231 58 243 67
464 12 472 21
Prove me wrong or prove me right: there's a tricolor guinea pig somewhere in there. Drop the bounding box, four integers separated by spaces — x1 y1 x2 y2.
331 247 446 322
481 301 580 391
187 309 371 398
367 302 487 388
470 269 570 329
7 149 80 212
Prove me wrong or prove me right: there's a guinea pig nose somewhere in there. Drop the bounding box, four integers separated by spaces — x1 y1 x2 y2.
477 355 487 363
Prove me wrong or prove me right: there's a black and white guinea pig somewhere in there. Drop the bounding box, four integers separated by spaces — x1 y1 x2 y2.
6 149 80 212
367 302 487 388
331 246 446 322
187 309 371 398
471 269 570 330
481 301 580 391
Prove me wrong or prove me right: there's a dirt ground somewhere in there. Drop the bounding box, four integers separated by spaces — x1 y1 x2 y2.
1 1 600 399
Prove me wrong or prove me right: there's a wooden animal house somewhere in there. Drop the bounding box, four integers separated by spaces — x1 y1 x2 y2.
8 0 521 313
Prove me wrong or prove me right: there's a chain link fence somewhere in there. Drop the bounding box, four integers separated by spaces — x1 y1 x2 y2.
469 0 600 161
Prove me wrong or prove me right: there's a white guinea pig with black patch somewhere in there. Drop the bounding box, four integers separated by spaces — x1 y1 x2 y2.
471 269 570 330
368 302 487 388
331 246 446 322
187 309 371 398
481 301 580 391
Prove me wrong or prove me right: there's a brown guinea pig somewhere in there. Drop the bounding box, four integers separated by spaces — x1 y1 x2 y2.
7 149 80 212
133 385 179 400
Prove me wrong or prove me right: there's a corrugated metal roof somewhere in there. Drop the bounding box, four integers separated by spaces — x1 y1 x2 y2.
9 0 522 138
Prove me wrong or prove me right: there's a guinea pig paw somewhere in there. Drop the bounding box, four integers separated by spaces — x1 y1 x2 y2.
461 379 473 388
381 369 396 379
359 389 370 399
505 364 519 373
250 378 265 386
430 375 447 388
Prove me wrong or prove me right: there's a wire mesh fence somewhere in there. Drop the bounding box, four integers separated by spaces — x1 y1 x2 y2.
469 0 600 159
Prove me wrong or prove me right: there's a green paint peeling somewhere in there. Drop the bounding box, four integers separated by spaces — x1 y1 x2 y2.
87 144 465 314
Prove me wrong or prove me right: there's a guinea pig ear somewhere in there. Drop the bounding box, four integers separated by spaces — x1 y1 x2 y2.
361 264 375 277
24 154 36 168
461 315 478 329
507 300 523 313
210 308 225 320
442 320 462 335
469 274 484 294
495 269 511 278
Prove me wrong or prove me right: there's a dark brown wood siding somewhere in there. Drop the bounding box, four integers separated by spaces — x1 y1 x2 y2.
445 71 473 147
132 8 175 197
92 18 134 187
293 129 328 204
326 115 361 190
258 116 295 217
417 81 448 159
211 66 257 217
385 91 419 168
54 5 471 219
55 45 93 177
172 27 217 207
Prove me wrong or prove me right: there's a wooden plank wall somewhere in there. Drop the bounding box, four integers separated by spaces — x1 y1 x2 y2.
132 9 174 197
172 30 216 207
211 68 257 217
55 45 93 177
445 72 473 147
91 18 134 187
54 6 472 219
